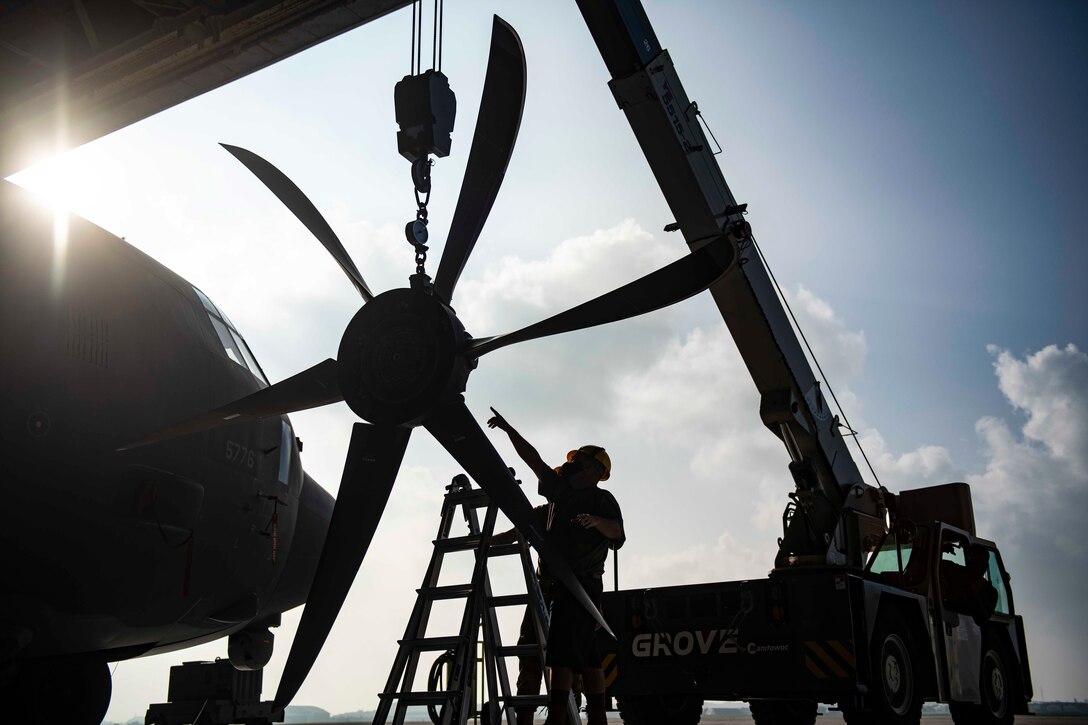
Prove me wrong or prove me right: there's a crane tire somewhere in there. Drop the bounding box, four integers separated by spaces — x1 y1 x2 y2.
949 634 1016 725
842 609 922 725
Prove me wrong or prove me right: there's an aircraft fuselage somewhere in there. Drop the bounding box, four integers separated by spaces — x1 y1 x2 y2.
0 178 331 673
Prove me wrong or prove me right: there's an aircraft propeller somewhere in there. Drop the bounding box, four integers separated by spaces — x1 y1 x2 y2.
123 16 735 710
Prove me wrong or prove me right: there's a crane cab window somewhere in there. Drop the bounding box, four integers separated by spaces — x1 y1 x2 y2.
867 534 913 574
940 534 999 621
986 551 1011 615
193 286 269 385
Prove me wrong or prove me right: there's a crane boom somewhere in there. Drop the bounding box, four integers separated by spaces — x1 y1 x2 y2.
575 0 887 567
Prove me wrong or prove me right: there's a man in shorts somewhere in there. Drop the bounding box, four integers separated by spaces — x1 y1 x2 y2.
488 408 624 725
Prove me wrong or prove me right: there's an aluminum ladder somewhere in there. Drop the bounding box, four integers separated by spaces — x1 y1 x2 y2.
373 473 578 725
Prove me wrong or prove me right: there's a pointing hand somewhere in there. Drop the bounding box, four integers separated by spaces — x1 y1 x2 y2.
487 407 510 432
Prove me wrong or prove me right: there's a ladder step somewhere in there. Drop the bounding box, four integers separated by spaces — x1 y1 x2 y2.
504 695 550 708
380 690 461 705
419 583 475 600
397 635 466 651
488 543 522 557
434 534 483 552
445 487 491 508
489 593 530 608
496 643 539 658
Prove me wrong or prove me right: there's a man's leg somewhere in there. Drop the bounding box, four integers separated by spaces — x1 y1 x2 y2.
516 606 543 725
582 668 607 725
544 667 573 725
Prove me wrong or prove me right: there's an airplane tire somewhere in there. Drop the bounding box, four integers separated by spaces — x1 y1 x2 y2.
617 694 702 724
749 698 818 724
843 611 922 725
949 635 1016 725
15 655 112 725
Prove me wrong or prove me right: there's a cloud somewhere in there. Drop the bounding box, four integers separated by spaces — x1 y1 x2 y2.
988 343 1088 479
956 345 1088 700
791 285 867 380
452 219 694 447
610 281 870 485
969 345 1088 552
624 530 778 589
855 429 963 491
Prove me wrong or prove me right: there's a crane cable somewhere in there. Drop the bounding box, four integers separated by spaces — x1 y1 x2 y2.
748 231 884 490
410 0 445 75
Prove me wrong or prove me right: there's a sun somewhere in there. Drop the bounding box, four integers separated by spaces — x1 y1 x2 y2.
7 149 131 295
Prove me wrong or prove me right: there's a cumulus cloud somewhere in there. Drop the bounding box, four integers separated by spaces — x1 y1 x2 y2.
988 344 1088 479
856 429 963 492
611 282 871 484
969 345 1088 550
452 219 692 443
791 285 868 380
454 218 679 333
625 530 778 589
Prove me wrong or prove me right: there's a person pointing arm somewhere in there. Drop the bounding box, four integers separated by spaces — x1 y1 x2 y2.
487 407 552 480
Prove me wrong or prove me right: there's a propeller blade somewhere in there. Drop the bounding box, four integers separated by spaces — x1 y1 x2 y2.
221 143 374 302
432 16 527 304
274 423 411 708
424 400 614 638
466 234 734 358
118 358 342 450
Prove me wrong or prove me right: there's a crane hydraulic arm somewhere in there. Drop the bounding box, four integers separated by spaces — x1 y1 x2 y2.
574 0 887 568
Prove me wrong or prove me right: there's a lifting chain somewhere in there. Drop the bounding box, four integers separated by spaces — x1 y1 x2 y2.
405 157 432 277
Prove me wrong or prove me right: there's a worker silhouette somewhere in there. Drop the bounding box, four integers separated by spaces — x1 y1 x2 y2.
488 407 624 725
491 508 584 725
942 543 998 625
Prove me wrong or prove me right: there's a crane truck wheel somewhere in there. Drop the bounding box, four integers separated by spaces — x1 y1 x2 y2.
617 693 703 724
842 610 922 725
949 635 1016 725
749 698 818 724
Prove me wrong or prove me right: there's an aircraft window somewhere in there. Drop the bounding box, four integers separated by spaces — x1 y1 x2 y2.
210 316 245 366
209 315 244 363
193 286 221 317
194 286 269 385
230 328 266 382
278 422 293 486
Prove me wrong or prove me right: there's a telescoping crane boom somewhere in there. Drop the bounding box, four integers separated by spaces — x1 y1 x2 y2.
574 1 888 569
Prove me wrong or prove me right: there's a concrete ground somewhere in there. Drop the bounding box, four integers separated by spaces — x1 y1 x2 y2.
310 715 1087 724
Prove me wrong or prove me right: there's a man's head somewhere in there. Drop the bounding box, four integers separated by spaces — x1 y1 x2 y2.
562 444 611 485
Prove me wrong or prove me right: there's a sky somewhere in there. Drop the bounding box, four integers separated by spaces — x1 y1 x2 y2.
8 0 1087 720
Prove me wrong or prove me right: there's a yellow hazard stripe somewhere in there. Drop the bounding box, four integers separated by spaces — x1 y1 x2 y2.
827 639 856 669
804 655 827 678
805 641 848 678
601 652 618 687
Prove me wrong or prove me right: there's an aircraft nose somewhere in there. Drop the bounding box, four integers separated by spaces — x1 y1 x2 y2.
264 471 334 614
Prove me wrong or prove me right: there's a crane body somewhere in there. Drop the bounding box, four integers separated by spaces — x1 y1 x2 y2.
572 2 1034 722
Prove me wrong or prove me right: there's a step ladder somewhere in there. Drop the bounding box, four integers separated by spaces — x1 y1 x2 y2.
373 474 580 725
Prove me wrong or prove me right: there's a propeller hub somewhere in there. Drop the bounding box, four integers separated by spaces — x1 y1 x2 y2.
337 288 470 426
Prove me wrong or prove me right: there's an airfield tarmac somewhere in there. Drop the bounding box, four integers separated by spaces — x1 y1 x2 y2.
308 714 1088 718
